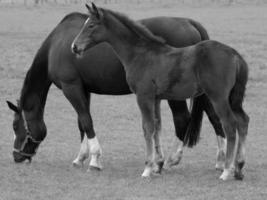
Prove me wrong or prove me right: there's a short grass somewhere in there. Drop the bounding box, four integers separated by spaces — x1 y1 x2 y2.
0 3 267 200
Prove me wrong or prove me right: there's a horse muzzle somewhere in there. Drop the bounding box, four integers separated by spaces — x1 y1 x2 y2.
13 151 31 163
71 43 84 56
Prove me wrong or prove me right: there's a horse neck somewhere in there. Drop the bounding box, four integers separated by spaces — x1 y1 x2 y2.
20 43 51 120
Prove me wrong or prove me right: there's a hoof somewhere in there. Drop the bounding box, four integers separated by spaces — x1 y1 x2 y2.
72 159 84 168
141 167 152 178
234 169 244 181
88 165 102 172
153 161 164 174
234 171 244 180
164 155 182 169
219 169 232 181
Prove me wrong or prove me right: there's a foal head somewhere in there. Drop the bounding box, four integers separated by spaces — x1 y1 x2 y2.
72 3 107 56
7 101 46 163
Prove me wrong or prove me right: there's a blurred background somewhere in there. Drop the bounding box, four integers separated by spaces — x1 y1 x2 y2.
0 1 267 200
0 0 266 6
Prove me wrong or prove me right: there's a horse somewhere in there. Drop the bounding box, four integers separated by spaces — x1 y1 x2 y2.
72 3 249 180
6 8 225 171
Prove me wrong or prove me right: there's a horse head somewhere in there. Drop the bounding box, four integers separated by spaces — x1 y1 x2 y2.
7 100 46 163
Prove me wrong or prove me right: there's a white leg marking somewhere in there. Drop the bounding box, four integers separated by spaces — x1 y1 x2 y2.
219 166 234 181
88 136 103 170
72 136 89 167
142 166 153 177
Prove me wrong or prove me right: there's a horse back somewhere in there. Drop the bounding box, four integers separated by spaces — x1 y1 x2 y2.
44 13 210 94
140 17 207 47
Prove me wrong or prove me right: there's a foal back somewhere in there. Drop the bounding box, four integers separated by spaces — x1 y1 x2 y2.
155 40 240 101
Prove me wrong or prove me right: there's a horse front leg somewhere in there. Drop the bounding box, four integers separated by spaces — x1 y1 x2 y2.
72 131 89 168
62 83 102 171
137 95 156 178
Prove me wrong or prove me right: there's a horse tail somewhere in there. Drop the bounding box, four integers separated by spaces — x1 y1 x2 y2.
189 19 210 41
183 95 204 147
229 55 249 112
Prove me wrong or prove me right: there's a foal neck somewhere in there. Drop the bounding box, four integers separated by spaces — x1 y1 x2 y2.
104 10 168 64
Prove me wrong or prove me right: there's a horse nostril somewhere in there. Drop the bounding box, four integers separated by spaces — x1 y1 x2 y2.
71 43 78 54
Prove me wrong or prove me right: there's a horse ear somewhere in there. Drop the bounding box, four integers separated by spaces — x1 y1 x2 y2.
91 2 101 19
85 3 93 13
6 101 19 113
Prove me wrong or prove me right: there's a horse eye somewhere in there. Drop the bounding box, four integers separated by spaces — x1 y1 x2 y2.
89 24 94 28
13 124 18 131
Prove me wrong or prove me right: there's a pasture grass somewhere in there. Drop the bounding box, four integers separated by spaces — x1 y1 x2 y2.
0 3 267 200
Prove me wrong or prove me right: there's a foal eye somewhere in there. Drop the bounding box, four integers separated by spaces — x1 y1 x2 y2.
13 124 18 131
89 24 95 28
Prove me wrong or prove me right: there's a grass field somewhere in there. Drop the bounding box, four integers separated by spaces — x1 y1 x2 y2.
0 3 267 200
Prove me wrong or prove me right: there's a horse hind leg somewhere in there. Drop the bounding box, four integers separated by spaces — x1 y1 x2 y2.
210 99 238 180
233 107 249 180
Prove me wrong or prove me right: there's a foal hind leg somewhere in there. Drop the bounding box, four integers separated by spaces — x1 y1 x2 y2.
165 100 190 168
202 95 226 170
153 100 164 174
210 99 237 180
137 95 156 177
234 108 249 180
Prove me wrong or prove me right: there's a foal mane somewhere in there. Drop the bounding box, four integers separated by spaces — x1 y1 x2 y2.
102 9 166 45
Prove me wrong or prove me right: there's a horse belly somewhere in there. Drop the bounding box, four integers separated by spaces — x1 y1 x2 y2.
159 82 199 100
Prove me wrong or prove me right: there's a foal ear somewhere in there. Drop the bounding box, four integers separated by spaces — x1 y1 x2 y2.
85 3 93 13
91 2 101 19
6 101 19 113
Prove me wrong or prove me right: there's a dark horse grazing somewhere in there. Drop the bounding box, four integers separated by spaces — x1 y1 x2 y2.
6 7 225 171
72 4 249 180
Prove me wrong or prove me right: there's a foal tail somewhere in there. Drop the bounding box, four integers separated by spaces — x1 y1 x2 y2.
229 55 249 112
183 95 205 147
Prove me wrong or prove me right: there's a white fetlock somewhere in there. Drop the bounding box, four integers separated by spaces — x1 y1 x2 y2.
88 154 103 171
87 136 103 171
72 158 84 168
219 168 233 181
141 166 153 177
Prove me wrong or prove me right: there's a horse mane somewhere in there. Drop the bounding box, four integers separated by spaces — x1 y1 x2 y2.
102 9 166 44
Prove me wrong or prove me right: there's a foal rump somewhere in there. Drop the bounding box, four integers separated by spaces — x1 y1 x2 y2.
183 41 248 147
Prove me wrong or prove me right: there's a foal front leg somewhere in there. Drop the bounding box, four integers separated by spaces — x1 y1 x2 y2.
153 100 164 174
137 95 156 178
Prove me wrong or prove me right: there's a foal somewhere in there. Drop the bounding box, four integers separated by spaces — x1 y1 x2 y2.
72 3 249 180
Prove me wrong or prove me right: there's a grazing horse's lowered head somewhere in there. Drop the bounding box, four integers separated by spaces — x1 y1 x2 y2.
7 101 47 163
